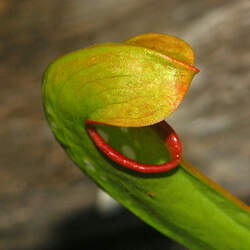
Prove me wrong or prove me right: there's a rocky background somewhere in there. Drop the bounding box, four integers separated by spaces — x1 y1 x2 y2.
0 0 249 249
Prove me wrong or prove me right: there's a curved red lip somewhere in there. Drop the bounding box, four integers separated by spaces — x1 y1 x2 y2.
85 120 182 173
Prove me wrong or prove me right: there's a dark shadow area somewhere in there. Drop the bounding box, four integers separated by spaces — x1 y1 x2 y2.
43 206 184 250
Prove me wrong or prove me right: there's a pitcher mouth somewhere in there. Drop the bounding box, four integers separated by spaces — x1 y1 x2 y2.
85 119 182 174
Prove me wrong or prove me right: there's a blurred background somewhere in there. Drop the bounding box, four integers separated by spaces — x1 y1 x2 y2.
0 0 249 249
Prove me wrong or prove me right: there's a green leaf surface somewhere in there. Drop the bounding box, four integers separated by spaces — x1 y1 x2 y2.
42 33 250 249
